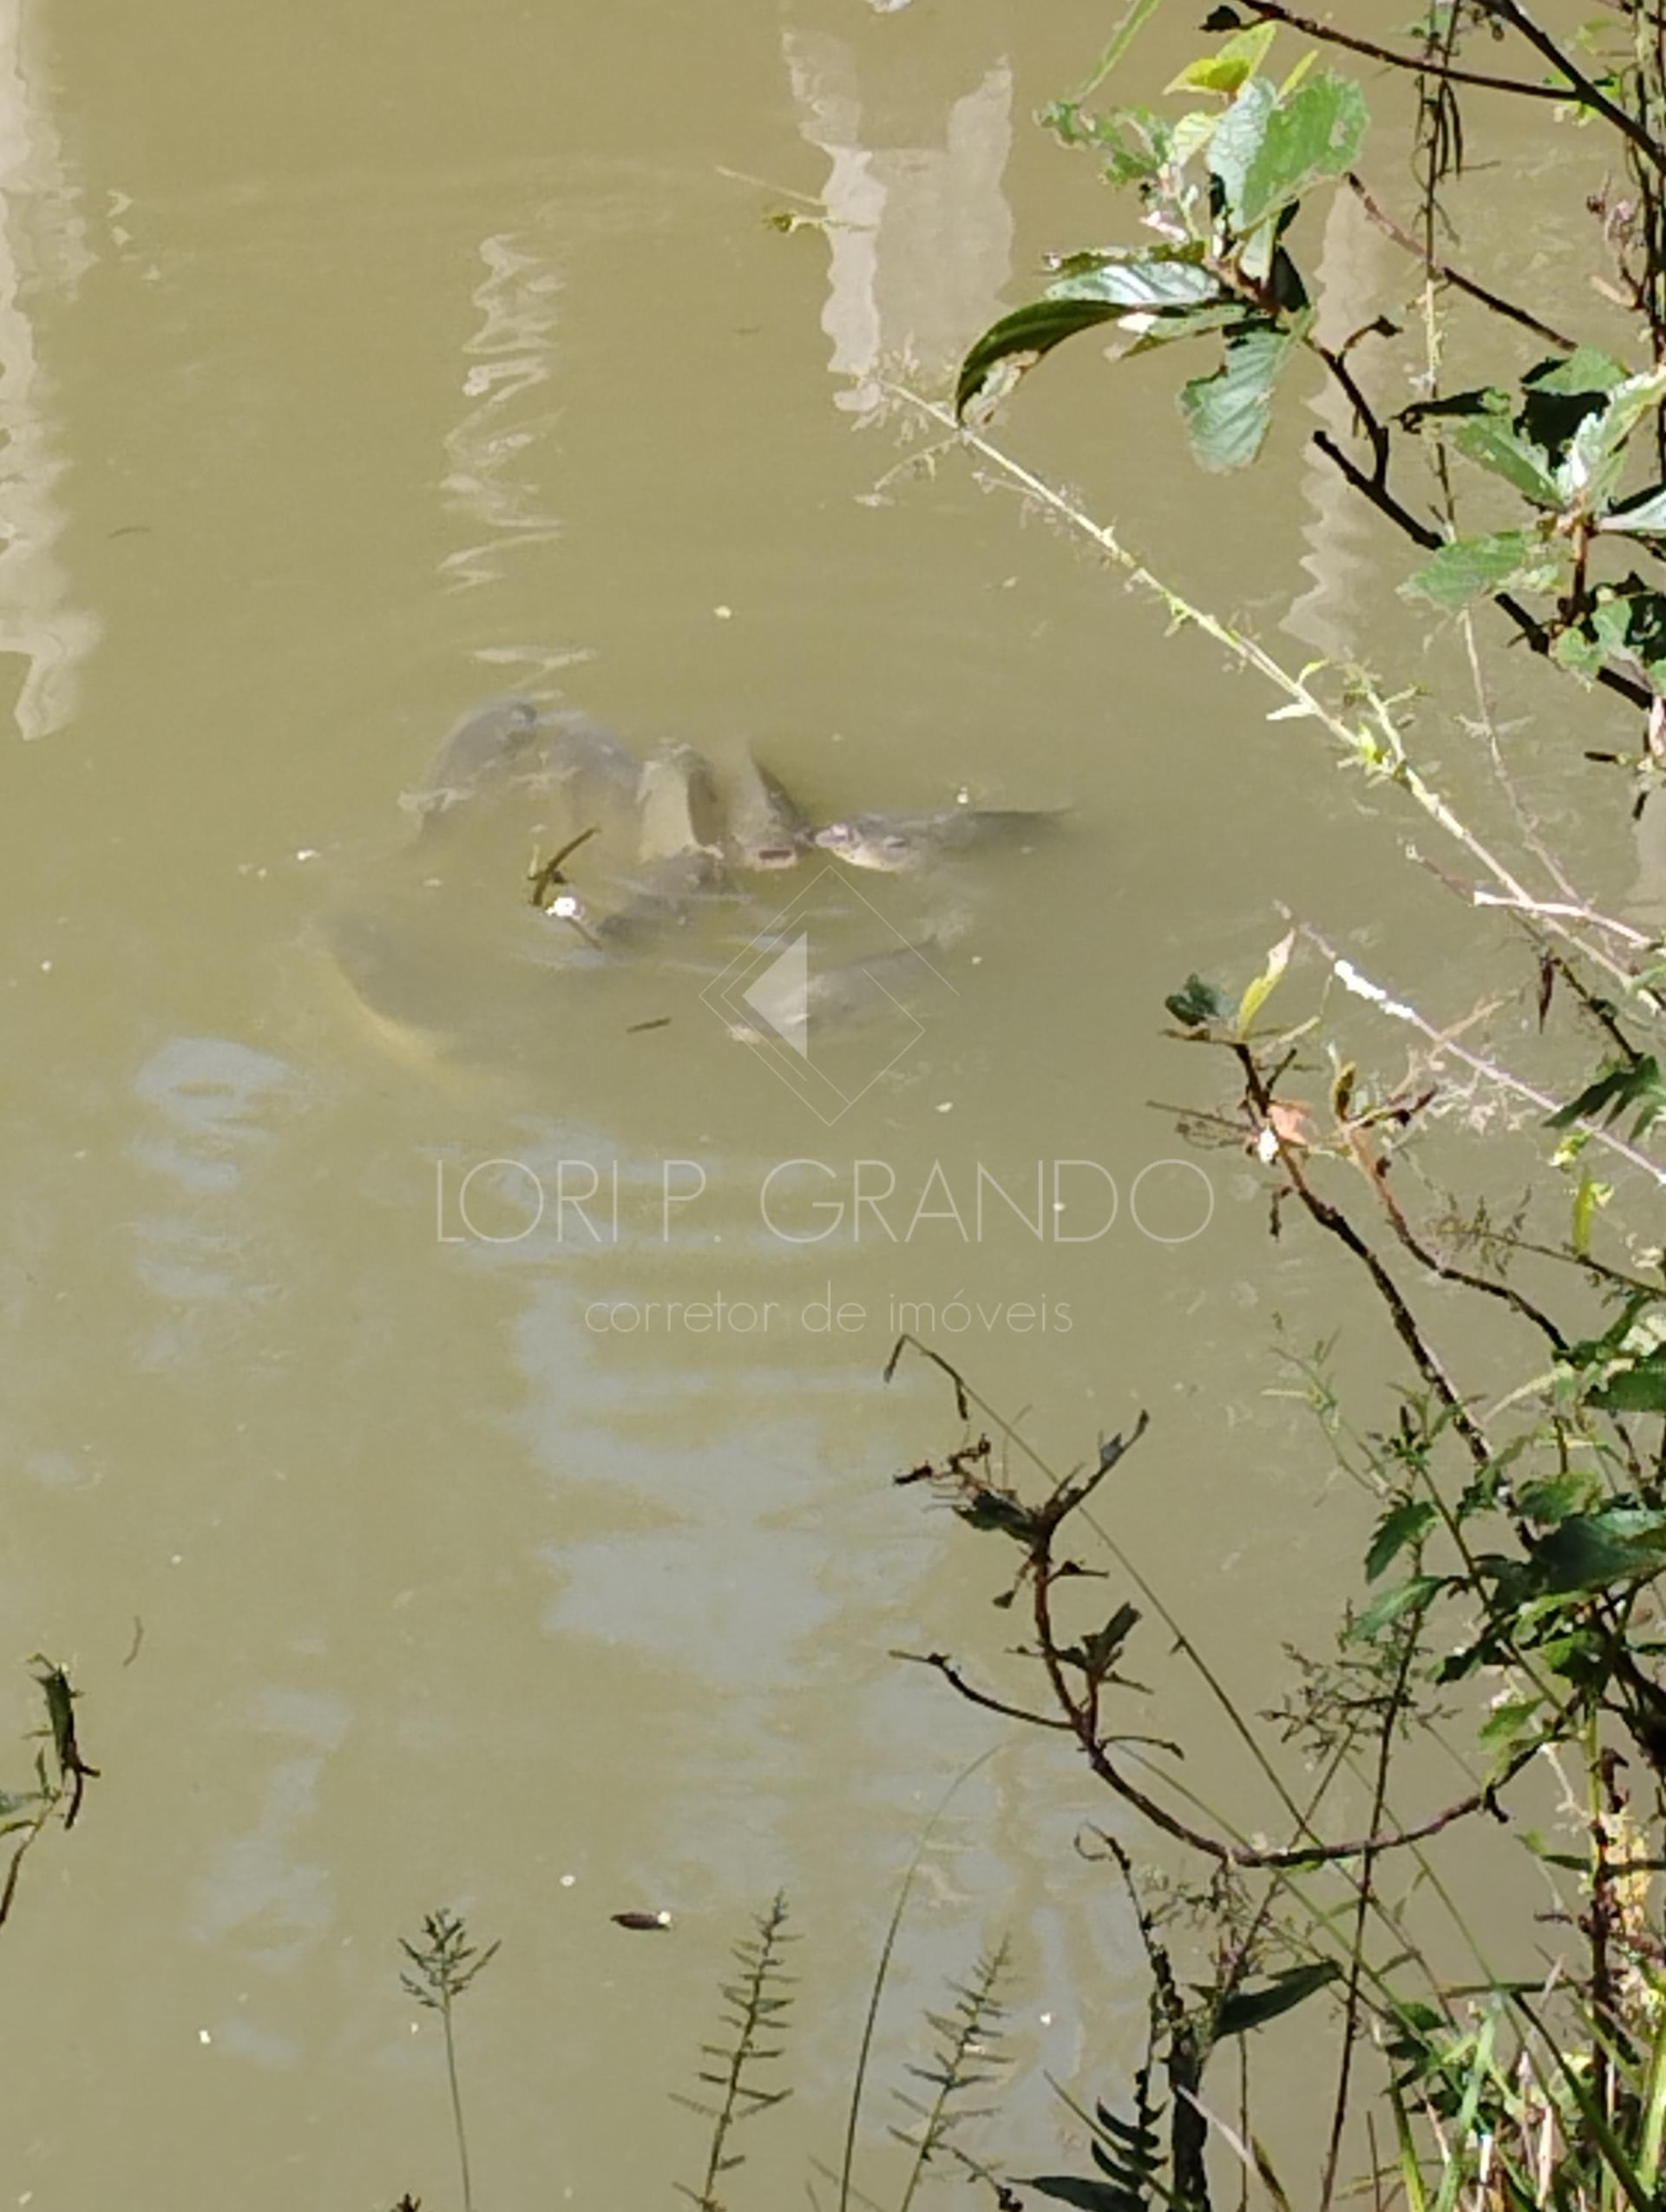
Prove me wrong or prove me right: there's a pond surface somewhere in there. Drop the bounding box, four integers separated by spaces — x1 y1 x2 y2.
0 2 1642 2204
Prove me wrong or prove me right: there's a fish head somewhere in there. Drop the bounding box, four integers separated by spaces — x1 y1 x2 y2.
812 817 918 871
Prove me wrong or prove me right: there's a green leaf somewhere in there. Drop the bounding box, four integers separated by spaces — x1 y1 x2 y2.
956 299 1126 418
1448 416 1562 507
1165 973 1225 1027
1169 21 1278 94
1348 1573 1446 1641
1519 348 1630 463
1209 75 1274 227
1179 314 1303 470
1590 1358 1666 1413
1046 250 1221 313
1532 1507 1666 1594
1559 367 1666 511
1400 528 1566 612
1523 347 1629 398
1023 2181 1131 2211
1548 1054 1666 1137
956 277 1228 418
1217 1961 1341 2038
1556 580 1666 682
1479 1695 1544 1751
1518 1473 1595 1524
1046 251 1239 355
1365 1498 1438 1581
1236 927 1295 1033
1212 71 1367 232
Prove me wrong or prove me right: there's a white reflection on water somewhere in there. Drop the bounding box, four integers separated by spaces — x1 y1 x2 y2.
127 1035 304 1368
189 1688 351 1974
784 24 1012 417
440 226 564 594
0 0 99 741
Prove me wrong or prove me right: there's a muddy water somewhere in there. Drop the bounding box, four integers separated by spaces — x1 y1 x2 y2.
0 2 1641 2204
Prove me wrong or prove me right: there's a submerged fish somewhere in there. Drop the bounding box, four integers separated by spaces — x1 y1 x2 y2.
813 803 1069 873
409 699 638 830
726 938 945 1050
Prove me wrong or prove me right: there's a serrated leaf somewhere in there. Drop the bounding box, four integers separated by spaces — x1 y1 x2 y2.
1564 368 1666 507
1553 624 1610 679
1365 1498 1437 1581
1046 252 1237 356
1348 1572 1446 1640
1212 70 1367 231
1236 928 1294 1033
1209 75 1275 226
1217 1960 1341 2037
1590 1358 1666 1413
1532 1506 1666 1593
1169 21 1277 94
1479 1695 1543 1749
1179 314 1303 470
1525 347 1630 398
1449 416 1562 506
1400 528 1566 612
1518 348 1630 464
1518 1473 1594 1524
1046 250 1221 312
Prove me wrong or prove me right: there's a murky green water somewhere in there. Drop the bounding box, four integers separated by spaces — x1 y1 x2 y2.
0 2 1644 2203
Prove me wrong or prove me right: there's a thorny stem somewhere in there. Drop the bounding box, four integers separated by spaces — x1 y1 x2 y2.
1294 920 1666 1189
889 387 1657 998
1229 1038 1496 1475
1340 1121 1567 1352
1345 174 1576 350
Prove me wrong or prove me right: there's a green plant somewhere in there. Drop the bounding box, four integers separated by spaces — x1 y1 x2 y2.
398 1908 499 2212
674 1890 796 2210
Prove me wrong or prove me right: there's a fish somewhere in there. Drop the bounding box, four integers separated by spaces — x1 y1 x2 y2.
726 938 946 1049
406 700 639 831
725 747 814 870
590 742 727 944
812 802 1069 872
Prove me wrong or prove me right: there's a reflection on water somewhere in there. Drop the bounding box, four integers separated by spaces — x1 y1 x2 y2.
784 23 1012 415
0 0 97 739
1286 185 1398 664
0 0 1518 2202
440 225 564 597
